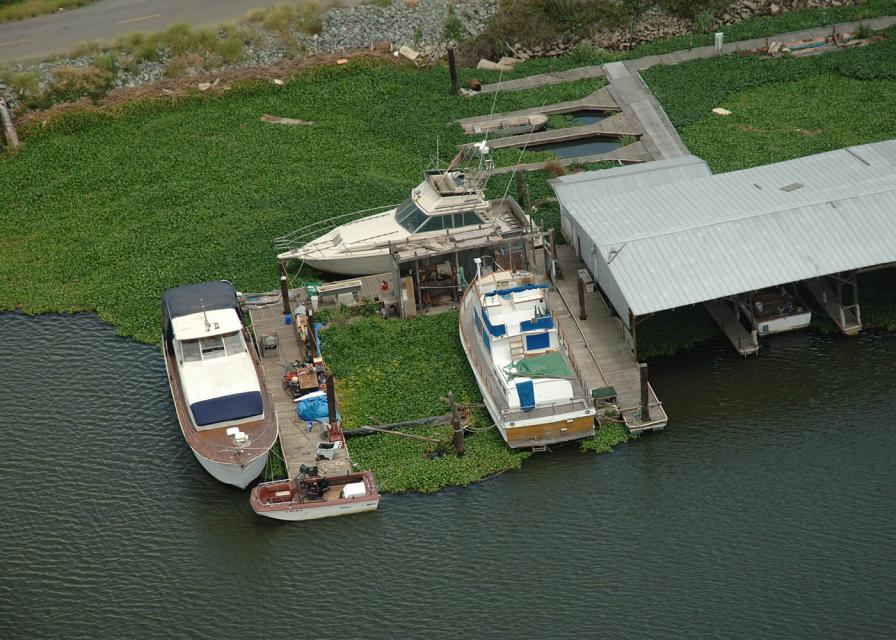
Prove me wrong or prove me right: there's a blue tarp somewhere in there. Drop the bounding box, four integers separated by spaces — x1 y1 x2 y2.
297 391 339 423
190 391 263 427
515 380 535 411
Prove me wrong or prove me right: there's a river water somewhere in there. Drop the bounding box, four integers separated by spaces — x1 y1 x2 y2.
1 313 894 639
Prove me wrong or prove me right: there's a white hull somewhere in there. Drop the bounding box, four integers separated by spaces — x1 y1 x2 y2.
256 499 380 521
293 251 393 277
193 450 269 489
758 311 812 335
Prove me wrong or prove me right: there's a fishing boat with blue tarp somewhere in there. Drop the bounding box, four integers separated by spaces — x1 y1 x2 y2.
162 280 278 488
459 267 596 449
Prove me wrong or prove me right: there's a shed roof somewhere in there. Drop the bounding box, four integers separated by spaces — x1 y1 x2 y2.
551 155 711 206
557 140 896 316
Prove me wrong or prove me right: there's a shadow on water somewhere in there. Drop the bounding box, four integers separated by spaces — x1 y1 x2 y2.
1 312 895 639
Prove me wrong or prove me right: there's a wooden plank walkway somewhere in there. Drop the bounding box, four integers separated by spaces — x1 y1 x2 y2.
479 65 605 93
247 304 352 479
456 87 619 130
480 112 640 151
704 299 759 356
487 140 650 175
603 61 688 161
550 245 667 433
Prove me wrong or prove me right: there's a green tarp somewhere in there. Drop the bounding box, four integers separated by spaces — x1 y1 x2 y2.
504 351 572 379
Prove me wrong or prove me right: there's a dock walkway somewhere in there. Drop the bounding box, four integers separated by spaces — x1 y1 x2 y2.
247 304 352 479
549 245 667 433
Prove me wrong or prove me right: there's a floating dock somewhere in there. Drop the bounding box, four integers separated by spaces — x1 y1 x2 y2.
247 303 352 479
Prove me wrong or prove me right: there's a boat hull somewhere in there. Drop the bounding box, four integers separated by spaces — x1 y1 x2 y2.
253 498 380 521
758 311 812 335
194 449 269 489
291 251 393 277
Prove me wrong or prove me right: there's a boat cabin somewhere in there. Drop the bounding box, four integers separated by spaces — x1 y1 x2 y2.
394 170 491 235
472 275 578 412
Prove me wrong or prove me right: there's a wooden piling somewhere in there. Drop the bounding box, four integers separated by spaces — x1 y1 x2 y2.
307 308 319 359
448 47 459 96
448 392 464 456
639 363 650 422
0 98 19 150
325 371 343 442
515 172 527 213
278 271 291 317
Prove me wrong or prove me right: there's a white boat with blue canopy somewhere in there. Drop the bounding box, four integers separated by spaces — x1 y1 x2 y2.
459 269 596 449
162 281 278 488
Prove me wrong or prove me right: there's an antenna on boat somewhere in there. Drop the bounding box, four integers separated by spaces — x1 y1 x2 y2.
200 299 211 333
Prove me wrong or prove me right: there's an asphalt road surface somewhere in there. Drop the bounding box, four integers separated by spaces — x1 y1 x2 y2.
0 0 303 63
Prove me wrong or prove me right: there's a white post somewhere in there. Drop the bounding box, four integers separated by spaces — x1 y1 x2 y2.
714 32 724 54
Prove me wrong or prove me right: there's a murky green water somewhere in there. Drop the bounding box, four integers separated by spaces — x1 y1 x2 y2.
1 313 894 639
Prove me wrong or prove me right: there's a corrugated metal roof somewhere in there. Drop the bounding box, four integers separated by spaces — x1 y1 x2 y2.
551 155 711 205
558 140 896 316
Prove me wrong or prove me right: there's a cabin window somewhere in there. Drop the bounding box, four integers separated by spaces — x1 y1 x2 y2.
179 331 244 362
456 211 483 227
395 199 428 232
199 334 226 359
180 339 202 363
416 215 451 233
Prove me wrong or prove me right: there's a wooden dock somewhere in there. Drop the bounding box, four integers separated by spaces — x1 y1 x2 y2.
247 303 352 479
549 245 667 433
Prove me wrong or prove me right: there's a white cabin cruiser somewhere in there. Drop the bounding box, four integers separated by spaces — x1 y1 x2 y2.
276 170 531 276
162 281 278 488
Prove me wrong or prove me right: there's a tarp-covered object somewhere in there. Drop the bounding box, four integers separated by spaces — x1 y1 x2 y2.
505 352 571 379
162 280 239 343
515 380 535 411
297 390 339 423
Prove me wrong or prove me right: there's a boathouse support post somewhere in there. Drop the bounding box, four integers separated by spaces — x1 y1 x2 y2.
639 363 650 422
550 229 560 280
448 47 459 96
448 391 465 456
577 271 587 321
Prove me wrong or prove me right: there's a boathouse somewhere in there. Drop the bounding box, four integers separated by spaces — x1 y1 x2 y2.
552 140 896 355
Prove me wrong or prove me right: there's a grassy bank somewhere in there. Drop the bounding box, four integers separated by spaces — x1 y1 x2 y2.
643 25 896 172
0 0 92 24
0 60 601 343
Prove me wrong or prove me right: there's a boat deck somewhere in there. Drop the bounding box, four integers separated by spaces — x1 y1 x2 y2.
247 304 352 479
550 245 667 433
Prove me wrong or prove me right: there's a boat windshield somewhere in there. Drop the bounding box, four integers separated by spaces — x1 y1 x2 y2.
415 210 484 233
395 198 428 232
180 331 246 362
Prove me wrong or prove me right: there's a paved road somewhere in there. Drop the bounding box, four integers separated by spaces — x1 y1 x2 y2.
0 0 284 63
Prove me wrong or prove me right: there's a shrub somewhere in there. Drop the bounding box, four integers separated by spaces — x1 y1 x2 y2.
263 3 296 34
46 64 115 103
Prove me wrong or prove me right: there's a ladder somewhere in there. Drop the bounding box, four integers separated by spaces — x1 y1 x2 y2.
509 335 525 362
